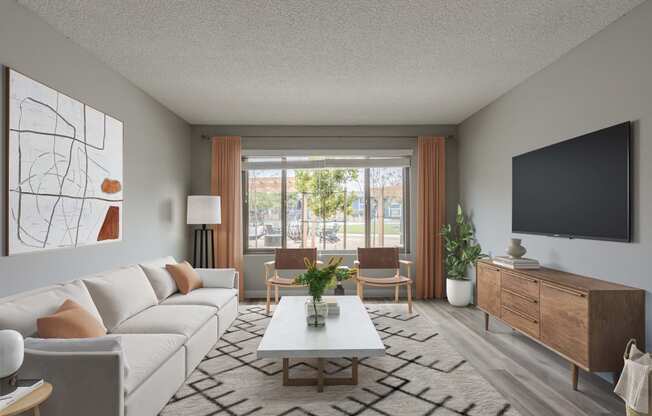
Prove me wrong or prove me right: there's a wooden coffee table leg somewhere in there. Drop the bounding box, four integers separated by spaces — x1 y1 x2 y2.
317 358 325 392
352 357 358 384
283 358 290 386
34 405 41 416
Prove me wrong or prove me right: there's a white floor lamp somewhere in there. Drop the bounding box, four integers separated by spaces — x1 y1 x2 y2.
187 195 221 268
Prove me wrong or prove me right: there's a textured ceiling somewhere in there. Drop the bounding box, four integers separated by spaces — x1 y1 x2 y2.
18 0 644 125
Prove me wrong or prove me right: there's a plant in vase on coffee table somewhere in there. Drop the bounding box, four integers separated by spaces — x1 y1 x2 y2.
440 204 486 306
294 257 356 326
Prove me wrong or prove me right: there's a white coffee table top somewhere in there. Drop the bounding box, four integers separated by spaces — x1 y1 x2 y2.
257 296 386 359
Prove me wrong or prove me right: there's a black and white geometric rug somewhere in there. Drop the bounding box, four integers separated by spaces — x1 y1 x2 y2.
160 304 520 416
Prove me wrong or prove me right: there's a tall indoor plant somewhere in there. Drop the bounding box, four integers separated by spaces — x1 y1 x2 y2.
294 257 356 326
440 204 486 306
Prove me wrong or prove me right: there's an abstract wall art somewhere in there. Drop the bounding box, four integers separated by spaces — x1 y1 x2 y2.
6 69 123 255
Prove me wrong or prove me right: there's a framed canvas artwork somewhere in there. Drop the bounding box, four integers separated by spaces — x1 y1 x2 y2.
6 68 123 255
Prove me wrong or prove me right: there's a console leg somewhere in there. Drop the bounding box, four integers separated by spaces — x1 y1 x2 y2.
484 312 489 331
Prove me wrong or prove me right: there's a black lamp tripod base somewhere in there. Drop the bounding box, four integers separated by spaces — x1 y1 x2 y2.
192 224 215 268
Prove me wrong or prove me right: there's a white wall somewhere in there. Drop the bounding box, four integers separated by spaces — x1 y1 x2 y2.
0 2 192 296
190 125 457 298
458 1 652 346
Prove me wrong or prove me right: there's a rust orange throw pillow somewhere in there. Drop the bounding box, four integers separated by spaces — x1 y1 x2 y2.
37 299 107 338
165 261 203 294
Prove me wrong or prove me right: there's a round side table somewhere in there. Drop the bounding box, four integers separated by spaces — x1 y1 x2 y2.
0 382 52 416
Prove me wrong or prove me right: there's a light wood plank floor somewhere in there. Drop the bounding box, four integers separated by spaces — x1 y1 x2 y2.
415 300 625 416
247 298 625 416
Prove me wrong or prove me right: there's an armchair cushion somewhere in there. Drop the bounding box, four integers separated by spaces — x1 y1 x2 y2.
274 248 317 269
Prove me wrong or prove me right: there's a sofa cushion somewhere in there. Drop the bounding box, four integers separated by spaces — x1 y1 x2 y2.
139 257 178 301
83 266 158 332
0 280 105 337
119 333 185 395
37 299 107 338
161 288 238 310
112 305 215 339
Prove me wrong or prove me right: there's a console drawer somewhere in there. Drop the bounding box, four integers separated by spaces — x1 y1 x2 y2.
502 306 540 338
502 271 539 300
502 288 539 318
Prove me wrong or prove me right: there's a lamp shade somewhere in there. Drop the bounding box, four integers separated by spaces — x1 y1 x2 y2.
0 330 23 378
187 195 221 225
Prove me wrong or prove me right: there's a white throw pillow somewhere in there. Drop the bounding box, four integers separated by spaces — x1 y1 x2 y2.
24 335 130 376
0 280 106 337
139 256 178 301
82 266 158 332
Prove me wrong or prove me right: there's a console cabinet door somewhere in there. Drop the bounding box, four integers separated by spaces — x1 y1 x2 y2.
477 264 501 316
540 282 589 367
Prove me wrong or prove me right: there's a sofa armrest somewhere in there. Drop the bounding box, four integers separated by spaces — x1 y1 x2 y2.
20 348 124 416
196 268 238 289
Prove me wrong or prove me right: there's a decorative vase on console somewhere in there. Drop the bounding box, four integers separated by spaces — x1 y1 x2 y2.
506 238 527 259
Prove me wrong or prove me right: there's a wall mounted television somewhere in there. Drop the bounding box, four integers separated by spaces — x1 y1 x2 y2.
512 122 631 242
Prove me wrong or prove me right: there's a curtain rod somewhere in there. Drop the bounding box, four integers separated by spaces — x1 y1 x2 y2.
200 134 454 140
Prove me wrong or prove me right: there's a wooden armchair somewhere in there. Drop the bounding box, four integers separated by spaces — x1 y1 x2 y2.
354 247 413 313
264 248 318 314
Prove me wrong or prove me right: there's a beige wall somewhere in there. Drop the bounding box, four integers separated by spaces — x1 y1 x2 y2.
190 125 457 298
458 1 652 346
0 2 192 296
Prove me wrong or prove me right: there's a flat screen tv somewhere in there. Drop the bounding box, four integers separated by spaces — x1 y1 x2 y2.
512 122 631 242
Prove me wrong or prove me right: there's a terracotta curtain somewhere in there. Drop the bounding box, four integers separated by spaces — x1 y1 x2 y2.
416 137 446 299
211 136 244 300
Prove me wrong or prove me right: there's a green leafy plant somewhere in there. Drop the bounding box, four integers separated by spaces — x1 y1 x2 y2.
440 204 486 280
294 257 357 325
334 266 354 283
294 257 356 300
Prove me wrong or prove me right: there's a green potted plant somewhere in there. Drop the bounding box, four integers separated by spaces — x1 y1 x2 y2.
295 257 356 326
440 204 486 306
333 266 354 295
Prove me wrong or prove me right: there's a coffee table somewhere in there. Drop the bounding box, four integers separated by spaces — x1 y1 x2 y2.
257 296 385 392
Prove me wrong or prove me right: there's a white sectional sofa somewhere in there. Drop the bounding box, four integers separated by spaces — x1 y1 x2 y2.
0 257 239 416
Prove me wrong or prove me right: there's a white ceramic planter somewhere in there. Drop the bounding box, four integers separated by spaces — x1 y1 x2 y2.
446 278 472 307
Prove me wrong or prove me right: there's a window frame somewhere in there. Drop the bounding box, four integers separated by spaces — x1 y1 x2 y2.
242 164 410 255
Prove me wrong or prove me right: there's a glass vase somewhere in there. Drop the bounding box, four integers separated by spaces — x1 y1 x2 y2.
305 298 328 327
